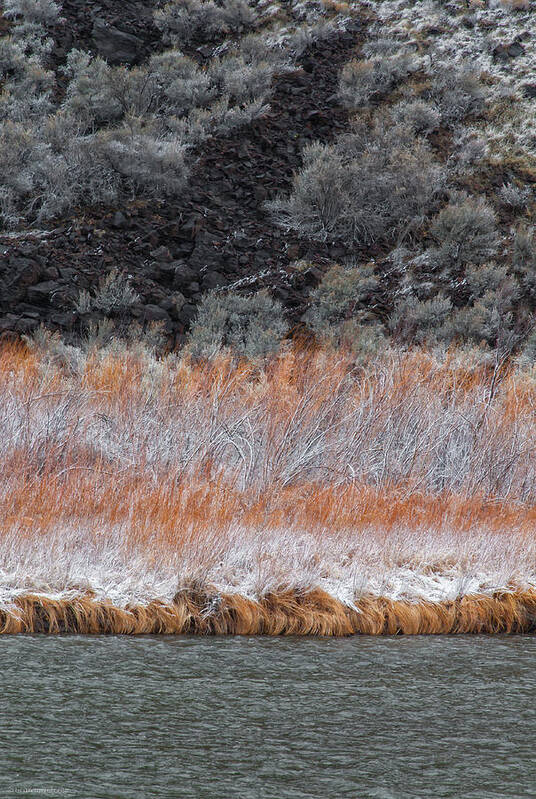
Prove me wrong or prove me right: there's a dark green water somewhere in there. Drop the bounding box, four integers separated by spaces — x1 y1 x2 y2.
1 635 535 799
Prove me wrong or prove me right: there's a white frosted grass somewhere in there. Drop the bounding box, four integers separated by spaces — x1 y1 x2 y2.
4 351 536 501
370 0 536 162
2 346 536 610
0 522 534 610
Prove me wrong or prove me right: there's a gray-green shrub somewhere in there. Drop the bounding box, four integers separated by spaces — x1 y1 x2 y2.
465 263 509 300
428 64 486 126
498 182 531 210
154 0 257 47
389 294 452 345
269 117 444 245
512 226 536 303
443 288 516 348
303 262 379 341
3 0 62 25
389 99 441 136
512 226 534 270
429 197 499 271
339 53 417 109
187 290 288 359
76 269 140 315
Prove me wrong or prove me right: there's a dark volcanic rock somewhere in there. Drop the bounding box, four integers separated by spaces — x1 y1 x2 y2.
188 232 222 271
59 267 78 282
150 245 173 262
302 266 323 286
178 303 197 326
7 257 43 286
0 19 364 343
49 312 76 329
185 281 200 296
493 41 526 61
0 257 43 306
202 270 226 291
172 263 197 289
158 293 186 320
112 211 129 229
15 317 40 334
27 281 62 305
0 314 19 332
143 304 171 323
92 18 144 65
507 41 525 58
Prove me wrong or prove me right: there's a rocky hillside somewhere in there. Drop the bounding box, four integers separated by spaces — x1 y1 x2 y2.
1 0 536 360
0 0 363 346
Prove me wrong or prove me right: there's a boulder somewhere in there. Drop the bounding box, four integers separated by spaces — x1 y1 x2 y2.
157 261 177 281
159 293 185 320
49 312 76 329
302 266 323 286
0 257 43 305
59 267 78 282
0 314 19 332
112 211 129 229
188 231 221 271
150 245 173 263
27 281 61 305
507 42 525 58
143 304 171 323
493 41 526 61
92 18 144 65
178 303 197 326
172 262 197 289
185 281 200 296
7 257 43 287
202 270 226 291
15 317 39 334
14 304 41 318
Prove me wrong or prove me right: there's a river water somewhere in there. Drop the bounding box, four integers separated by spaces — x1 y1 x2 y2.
0 635 534 799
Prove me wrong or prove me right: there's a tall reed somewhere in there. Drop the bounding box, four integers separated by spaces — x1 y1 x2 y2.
0 341 535 633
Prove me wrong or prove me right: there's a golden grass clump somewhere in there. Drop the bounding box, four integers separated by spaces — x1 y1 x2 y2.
0 589 534 635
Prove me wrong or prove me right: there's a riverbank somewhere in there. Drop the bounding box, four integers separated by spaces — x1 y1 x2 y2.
1 341 535 634
3 589 536 635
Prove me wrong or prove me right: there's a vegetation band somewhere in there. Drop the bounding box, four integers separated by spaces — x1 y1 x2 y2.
3 590 536 635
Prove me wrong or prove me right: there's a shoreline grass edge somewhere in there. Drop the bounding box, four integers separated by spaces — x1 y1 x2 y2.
2 589 536 635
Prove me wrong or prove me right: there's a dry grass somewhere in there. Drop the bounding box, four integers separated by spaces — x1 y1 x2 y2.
0 589 535 635
0 340 536 634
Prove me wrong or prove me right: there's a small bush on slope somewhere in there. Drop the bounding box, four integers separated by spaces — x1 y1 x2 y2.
390 275 520 349
427 65 486 127
443 288 520 352
497 182 531 210
518 328 536 366
94 120 189 198
338 52 418 109
76 269 140 316
389 99 441 136
465 262 510 301
303 262 380 344
154 0 258 47
512 226 534 271
3 0 62 25
389 294 452 346
268 115 444 246
187 290 288 359
428 196 500 274
511 226 536 304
